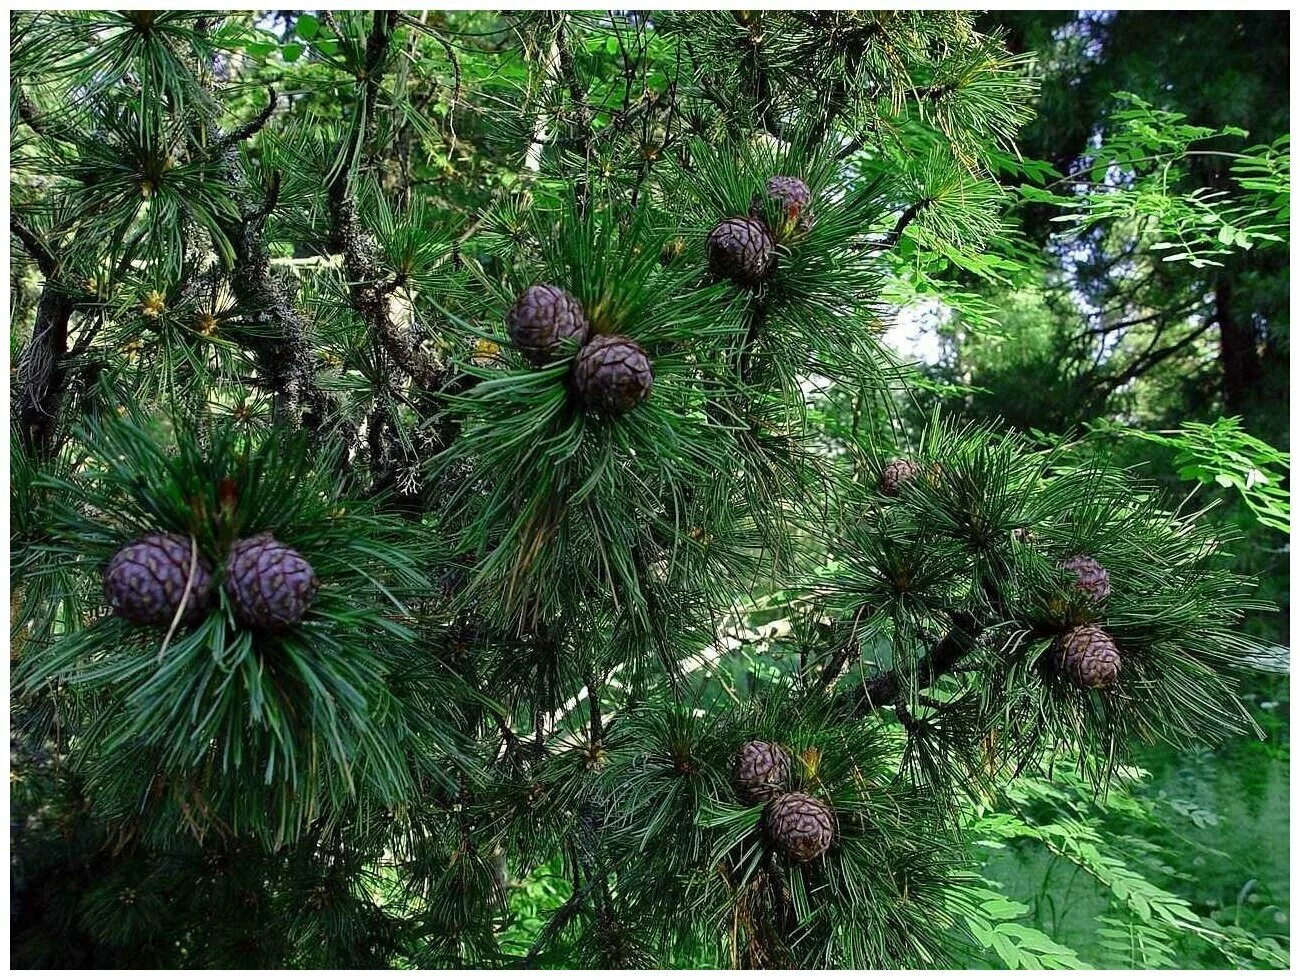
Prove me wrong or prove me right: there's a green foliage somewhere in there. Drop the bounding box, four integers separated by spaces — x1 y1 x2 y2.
8 8 1284 971
1089 416 1290 533
593 692 967 969
967 760 1289 969
950 885 1093 969
1019 94 1288 271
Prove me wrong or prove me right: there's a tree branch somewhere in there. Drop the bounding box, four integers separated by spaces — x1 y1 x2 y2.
16 89 76 144
324 13 441 393
10 215 58 277
1071 300 1206 343
196 70 324 422
553 14 590 142
216 85 278 150
14 286 74 458
585 670 604 746
1088 317 1217 395
520 877 600 967
844 611 981 716
817 603 870 690
876 200 928 251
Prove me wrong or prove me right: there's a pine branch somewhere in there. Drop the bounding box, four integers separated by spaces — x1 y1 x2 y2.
10 215 58 278
520 877 600 967
806 18 883 148
736 294 769 385
585 669 604 746
575 799 610 913
244 170 281 226
11 215 80 458
833 126 875 162
553 15 591 145
399 15 462 108
844 611 982 716
877 199 929 251
817 602 870 689
215 85 278 150
326 12 441 393
205 106 323 420
16 89 76 144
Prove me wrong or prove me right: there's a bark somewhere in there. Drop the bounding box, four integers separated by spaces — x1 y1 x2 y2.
846 611 981 715
14 284 74 458
1215 276 1261 416
221 203 325 421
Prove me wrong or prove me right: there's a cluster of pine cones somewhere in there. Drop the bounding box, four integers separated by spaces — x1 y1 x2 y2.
877 455 1123 692
103 531 318 631
506 285 653 416
1052 554 1120 690
708 175 814 288
502 174 816 407
732 739 835 864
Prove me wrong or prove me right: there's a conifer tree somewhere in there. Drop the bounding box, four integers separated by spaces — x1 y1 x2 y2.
10 10 1275 968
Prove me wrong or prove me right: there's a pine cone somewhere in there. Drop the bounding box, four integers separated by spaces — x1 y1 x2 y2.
733 739 791 804
104 533 214 626
1062 554 1111 602
764 791 835 863
880 457 922 496
708 216 775 286
766 175 811 213
1054 624 1121 690
571 334 654 415
225 533 319 629
506 284 591 364
766 175 814 235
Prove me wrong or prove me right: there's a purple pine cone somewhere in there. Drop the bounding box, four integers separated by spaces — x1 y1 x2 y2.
764 791 836 863
225 533 319 629
733 739 791 804
766 175 812 214
104 533 214 626
708 216 776 286
766 176 815 237
1054 624 1121 690
1062 554 1111 602
506 284 591 365
571 334 654 416
880 457 922 496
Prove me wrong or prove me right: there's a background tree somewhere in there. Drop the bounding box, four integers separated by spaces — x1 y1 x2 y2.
9 10 1287 969
981 10 1289 428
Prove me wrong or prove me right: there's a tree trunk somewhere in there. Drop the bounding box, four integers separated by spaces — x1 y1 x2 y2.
1216 276 1261 416
14 285 73 458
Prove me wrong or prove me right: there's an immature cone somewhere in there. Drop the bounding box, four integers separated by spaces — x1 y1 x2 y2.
506 284 591 364
733 740 791 804
764 791 835 863
225 533 319 629
708 216 775 286
1054 624 1121 690
571 334 654 415
103 533 214 626
766 175 814 234
880 457 922 496
1062 554 1111 602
